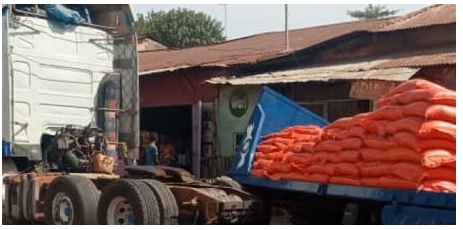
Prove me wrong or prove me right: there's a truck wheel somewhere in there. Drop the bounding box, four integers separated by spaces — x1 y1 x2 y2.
44 175 99 225
216 176 242 190
142 180 179 225
98 179 161 225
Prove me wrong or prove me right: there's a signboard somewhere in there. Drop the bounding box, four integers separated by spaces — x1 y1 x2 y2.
229 89 249 118
349 80 397 100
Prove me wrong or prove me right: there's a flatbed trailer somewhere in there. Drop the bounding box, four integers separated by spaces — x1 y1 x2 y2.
228 87 456 224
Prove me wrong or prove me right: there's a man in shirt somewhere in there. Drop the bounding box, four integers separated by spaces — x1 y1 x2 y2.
145 136 159 166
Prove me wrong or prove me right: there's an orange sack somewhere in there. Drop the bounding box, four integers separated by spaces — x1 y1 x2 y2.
403 101 431 117
380 79 449 100
255 151 287 161
360 177 379 187
267 162 292 174
280 172 313 182
253 159 273 169
421 149 456 168
360 148 386 162
257 144 279 153
250 169 266 177
327 150 360 163
323 128 347 140
271 137 295 146
360 119 388 136
314 140 343 152
425 167 456 181
311 153 328 164
361 147 420 163
444 161 456 169
255 152 270 160
288 144 303 153
367 106 404 121
396 89 435 105
336 163 360 177
378 177 420 190
359 162 391 177
262 131 291 140
364 136 398 150
306 173 330 184
386 147 421 163
385 117 424 135
286 153 313 165
289 125 323 135
420 180 456 193
300 142 317 153
306 163 337 176
390 162 425 182
274 142 289 151
329 176 361 186
391 131 419 150
346 126 367 139
325 117 353 130
430 91 456 107
419 139 456 151
378 89 435 107
340 138 363 150
419 120 456 142
425 105 456 124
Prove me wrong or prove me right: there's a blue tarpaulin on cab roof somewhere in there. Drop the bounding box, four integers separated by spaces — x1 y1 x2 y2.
43 4 84 24
4 4 84 25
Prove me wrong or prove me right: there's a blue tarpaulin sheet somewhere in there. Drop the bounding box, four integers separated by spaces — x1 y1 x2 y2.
43 4 84 24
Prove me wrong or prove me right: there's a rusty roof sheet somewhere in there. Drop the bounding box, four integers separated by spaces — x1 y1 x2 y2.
373 52 456 69
139 18 390 74
375 4 456 32
207 60 419 85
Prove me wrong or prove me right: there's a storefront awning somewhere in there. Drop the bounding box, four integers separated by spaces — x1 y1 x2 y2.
207 61 420 85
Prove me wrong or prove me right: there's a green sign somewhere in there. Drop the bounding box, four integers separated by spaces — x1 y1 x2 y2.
229 90 248 118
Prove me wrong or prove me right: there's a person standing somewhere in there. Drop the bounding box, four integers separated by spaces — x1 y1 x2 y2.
159 138 176 166
145 136 159 166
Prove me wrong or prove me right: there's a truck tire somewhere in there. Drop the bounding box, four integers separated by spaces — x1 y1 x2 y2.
142 180 179 225
216 175 242 190
44 175 99 225
97 179 161 225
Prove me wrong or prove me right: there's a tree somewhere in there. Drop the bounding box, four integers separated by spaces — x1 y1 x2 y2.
135 8 226 48
347 4 399 20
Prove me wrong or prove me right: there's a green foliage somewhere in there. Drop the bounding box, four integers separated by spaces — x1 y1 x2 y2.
135 8 226 48
347 4 400 20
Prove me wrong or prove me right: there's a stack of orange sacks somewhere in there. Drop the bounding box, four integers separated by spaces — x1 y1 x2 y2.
250 79 456 193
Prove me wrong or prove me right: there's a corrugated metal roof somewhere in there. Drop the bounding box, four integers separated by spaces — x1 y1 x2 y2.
375 4 455 32
207 61 419 85
139 18 390 74
373 52 456 69
139 4 455 75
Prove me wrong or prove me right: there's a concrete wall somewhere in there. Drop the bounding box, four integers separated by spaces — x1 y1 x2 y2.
217 85 262 157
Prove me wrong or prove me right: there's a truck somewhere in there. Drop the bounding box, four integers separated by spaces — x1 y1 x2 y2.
2 4 268 225
227 86 456 224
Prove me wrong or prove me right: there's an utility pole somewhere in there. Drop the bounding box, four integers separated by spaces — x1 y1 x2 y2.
285 4 289 51
220 4 228 38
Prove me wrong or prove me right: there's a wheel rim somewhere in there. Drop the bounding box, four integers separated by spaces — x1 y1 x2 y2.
107 196 134 225
52 192 74 224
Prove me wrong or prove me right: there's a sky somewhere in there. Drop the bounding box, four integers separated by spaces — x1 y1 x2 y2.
133 4 431 40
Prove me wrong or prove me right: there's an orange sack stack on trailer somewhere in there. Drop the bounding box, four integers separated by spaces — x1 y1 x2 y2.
250 79 456 193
